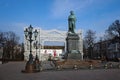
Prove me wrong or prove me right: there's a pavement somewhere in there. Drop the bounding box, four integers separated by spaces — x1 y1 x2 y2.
0 61 120 80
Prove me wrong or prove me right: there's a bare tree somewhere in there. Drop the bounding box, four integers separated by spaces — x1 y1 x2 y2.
0 32 5 45
106 20 120 60
106 20 120 41
84 29 96 59
3 31 20 59
84 29 96 46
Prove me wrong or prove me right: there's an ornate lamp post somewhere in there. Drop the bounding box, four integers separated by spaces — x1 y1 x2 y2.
88 43 94 59
34 40 41 71
24 25 34 64
35 40 39 60
22 25 39 73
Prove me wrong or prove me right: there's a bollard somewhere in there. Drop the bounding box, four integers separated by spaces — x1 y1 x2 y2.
89 64 93 69
74 65 77 70
57 65 61 70
104 64 108 69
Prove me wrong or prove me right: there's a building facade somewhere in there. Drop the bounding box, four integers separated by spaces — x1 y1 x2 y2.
93 39 120 60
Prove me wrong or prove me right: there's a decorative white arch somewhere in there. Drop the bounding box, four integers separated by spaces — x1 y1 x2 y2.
39 29 66 50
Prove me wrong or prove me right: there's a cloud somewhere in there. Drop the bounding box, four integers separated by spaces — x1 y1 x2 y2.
51 0 94 18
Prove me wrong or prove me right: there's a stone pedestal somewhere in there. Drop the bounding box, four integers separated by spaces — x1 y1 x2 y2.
66 33 82 60
67 53 82 60
66 33 79 53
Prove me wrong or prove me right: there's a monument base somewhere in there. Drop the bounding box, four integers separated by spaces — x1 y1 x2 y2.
66 33 83 60
67 53 82 60
66 33 80 53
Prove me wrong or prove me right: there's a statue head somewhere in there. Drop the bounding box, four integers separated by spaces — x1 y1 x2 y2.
68 11 76 19
70 11 74 15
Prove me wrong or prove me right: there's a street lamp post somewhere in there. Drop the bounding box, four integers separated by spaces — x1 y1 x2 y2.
34 40 41 71
2 42 6 64
35 41 38 60
22 25 40 73
88 43 94 59
34 29 39 61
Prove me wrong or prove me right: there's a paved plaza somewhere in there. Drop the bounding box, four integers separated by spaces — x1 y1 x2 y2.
0 61 120 80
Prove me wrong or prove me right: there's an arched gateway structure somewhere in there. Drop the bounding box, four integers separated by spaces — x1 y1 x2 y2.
24 28 83 61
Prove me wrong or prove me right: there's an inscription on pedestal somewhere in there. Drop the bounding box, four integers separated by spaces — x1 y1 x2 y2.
66 33 79 53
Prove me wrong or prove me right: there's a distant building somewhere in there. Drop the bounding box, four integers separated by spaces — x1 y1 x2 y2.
24 28 83 61
93 39 120 60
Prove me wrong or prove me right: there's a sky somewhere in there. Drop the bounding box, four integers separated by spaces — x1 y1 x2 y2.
0 0 120 43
